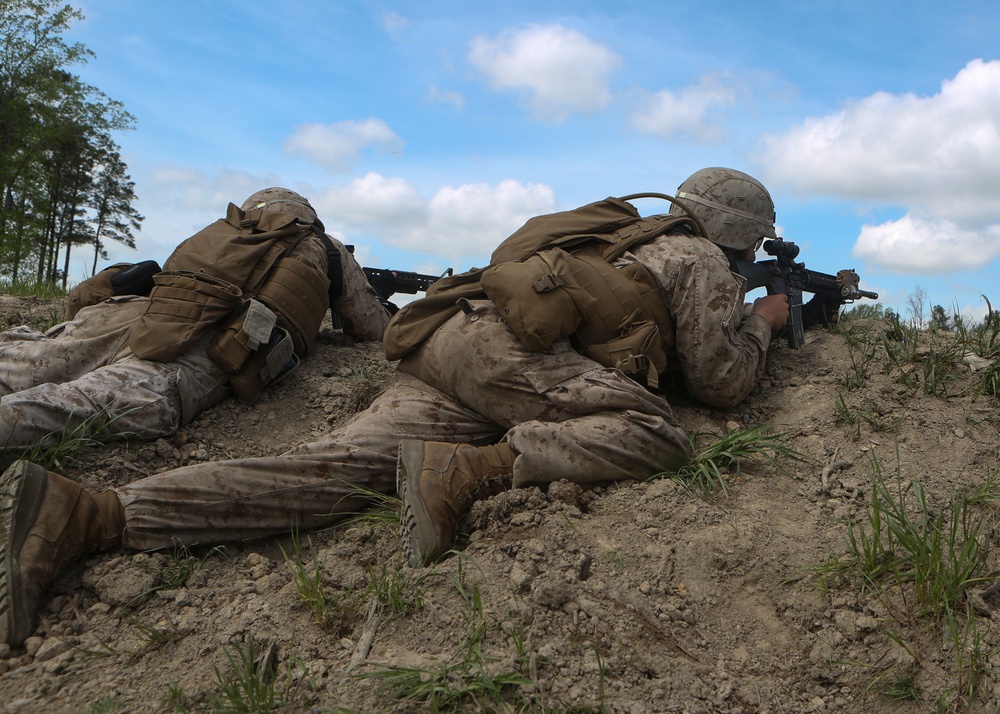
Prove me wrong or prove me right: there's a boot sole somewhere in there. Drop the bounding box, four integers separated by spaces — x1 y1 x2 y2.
397 440 440 568
0 461 48 647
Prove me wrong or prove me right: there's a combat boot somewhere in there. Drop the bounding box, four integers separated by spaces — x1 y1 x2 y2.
397 440 514 567
0 460 125 647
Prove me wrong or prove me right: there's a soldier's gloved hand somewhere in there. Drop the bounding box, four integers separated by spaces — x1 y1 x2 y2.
801 293 844 330
752 293 790 331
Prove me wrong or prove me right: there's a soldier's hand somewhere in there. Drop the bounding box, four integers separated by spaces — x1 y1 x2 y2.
752 293 790 331
801 293 844 330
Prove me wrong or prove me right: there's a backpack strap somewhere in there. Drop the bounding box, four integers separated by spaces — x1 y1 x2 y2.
317 230 345 302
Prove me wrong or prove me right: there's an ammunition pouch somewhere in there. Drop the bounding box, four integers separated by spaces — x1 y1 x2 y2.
228 326 298 404
207 299 278 373
578 320 662 387
129 271 243 362
254 256 330 354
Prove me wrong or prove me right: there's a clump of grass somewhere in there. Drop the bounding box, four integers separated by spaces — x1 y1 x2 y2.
652 425 811 495
881 313 966 396
11 406 139 471
128 543 223 608
209 640 280 713
281 528 363 633
883 675 920 702
938 605 991 713
124 615 178 651
365 562 426 618
834 392 902 441
817 451 998 620
357 584 531 711
0 277 67 299
813 453 1000 710
842 330 882 390
337 481 402 530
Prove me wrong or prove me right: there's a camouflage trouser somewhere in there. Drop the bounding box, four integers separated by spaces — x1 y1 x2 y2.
118 301 691 550
0 297 229 452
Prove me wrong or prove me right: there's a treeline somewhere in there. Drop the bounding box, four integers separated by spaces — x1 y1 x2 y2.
1 0 141 287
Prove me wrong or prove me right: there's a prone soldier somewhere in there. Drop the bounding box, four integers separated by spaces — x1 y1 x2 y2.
2 168 796 646
1 187 390 457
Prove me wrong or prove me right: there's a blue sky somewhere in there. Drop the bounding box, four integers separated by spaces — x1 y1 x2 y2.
66 0 1000 320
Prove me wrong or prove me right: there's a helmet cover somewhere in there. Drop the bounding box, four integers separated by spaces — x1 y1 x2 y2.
668 168 776 251
240 187 320 228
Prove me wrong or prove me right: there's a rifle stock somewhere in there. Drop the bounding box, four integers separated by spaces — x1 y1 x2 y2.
362 267 453 302
730 239 878 348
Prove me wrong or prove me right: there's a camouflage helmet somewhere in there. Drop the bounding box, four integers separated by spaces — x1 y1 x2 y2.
240 187 321 228
668 168 776 252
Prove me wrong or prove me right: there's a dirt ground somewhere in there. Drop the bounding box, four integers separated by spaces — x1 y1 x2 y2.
1 293 999 713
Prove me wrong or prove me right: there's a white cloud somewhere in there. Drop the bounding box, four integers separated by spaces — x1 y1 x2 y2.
853 214 1000 274
283 119 404 172
760 59 1000 273
761 59 1000 221
468 24 622 122
426 85 465 111
315 173 557 261
630 74 738 144
379 11 409 38
317 172 427 228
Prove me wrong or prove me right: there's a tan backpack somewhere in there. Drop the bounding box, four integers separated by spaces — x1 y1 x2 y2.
384 195 700 386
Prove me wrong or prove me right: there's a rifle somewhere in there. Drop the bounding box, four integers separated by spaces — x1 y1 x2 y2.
730 238 878 348
362 267 453 303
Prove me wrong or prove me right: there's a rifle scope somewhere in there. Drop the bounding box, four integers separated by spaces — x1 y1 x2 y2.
762 239 800 260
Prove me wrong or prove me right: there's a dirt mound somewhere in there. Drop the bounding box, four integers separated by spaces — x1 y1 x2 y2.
1 296 999 713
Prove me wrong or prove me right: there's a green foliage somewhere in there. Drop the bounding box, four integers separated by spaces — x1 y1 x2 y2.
88 697 127 714
9 406 138 471
881 311 965 396
357 583 532 712
883 676 920 702
840 302 893 322
834 392 901 441
145 543 210 592
123 615 178 651
365 562 426 618
838 292 1000 401
841 328 881 390
821 452 997 621
209 640 280 713
930 304 951 331
281 529 363 633
940 605 991 713
813 454 999 710
653 425 811 495
0 277 67 298
1 0 141 286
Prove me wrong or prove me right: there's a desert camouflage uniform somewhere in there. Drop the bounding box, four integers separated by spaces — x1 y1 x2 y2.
115 230 772 550
0 238 389 453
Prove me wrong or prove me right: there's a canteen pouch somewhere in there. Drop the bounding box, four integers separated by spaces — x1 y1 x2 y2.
130 270 243 362
207 299 278 373
228 326 297 404
480 248 592 351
